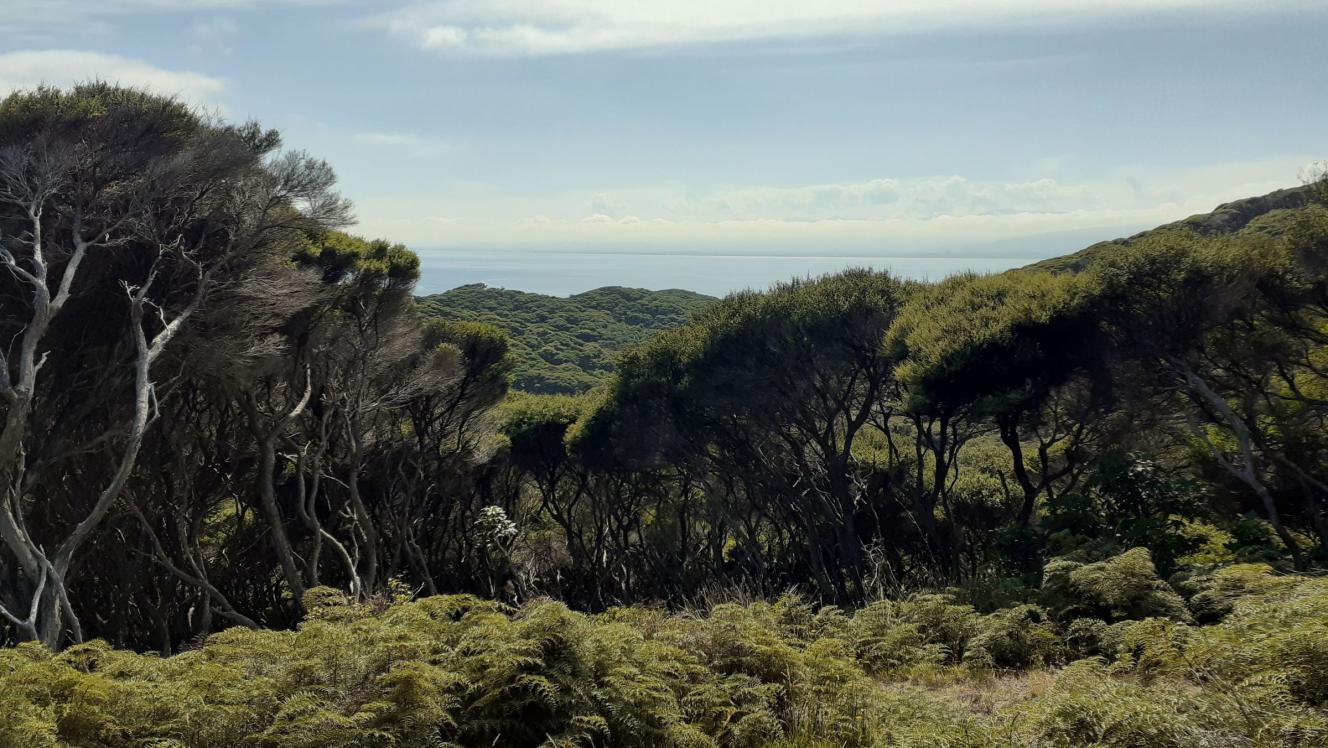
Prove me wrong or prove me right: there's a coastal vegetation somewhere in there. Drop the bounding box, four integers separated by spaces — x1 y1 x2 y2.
5 563 1328 747
1 85 1326 746
418 284 714 394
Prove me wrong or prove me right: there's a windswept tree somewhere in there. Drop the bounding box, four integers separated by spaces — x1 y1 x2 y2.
370 318 514 597
1087 226 1328 564
0 85 350 646
4 83 1326 655
888 271 1108 529
577 270 909 601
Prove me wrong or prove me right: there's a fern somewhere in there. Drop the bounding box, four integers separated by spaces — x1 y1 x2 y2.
2 568 1327 747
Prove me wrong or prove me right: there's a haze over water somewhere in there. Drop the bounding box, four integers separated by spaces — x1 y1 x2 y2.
416 249 1038 297
412 221 1156 296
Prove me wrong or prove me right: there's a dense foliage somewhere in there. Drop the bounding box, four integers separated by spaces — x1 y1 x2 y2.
2 86 1328 746
4 556 1327 747
417 284 715 394
0 86 514 648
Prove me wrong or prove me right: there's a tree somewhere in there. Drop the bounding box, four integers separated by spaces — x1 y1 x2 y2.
0 85 349 646
1087 230 1322 563
575 271 908 602
888 271 1107 528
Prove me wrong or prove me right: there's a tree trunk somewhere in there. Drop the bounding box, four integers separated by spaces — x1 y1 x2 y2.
256 433 308 605
1177 362 1303 565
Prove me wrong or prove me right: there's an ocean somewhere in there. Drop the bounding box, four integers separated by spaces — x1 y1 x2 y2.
414 249 1040 297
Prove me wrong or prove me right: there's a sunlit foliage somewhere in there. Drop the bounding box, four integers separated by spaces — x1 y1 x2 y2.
4 557 1327 747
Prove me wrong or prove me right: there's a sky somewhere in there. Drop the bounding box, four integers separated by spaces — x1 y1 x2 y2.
1 1 1325 296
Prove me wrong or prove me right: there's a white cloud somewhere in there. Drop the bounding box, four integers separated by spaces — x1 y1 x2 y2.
350 156 1313 250
4 0 323 17
0 1 330 37
0 50 226 109
695 176 1100 221
371 0 1319 57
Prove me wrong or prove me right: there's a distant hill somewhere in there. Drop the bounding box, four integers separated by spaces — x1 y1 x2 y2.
1031 183 1320 272
421 185 1321 394
417 284 717 394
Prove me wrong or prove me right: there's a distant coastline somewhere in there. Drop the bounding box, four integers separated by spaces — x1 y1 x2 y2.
415 249 1033 297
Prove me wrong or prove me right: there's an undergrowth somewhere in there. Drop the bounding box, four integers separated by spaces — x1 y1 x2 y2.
2 550 1326 747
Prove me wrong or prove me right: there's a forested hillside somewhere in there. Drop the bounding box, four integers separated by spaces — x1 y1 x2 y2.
2 86 1328 748
418 284 715 393
1033 183 1321 272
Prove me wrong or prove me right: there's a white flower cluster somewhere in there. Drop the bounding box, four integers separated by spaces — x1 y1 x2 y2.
474 505 517 549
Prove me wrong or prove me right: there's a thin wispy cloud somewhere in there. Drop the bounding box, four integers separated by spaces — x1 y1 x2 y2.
371 0 1317 57
692 177 1100 221
353 131 457 158
192 16 239 40
356 132 425 147
0 1 329 36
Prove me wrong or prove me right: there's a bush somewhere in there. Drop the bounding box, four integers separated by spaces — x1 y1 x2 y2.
1011 660 1239 748
1185 575 1328 707
1178 562 1298 622
1063 617 1110 660
964 604 1064 670
846 598 969 673
3 572 1327 747
1042 547 1192 623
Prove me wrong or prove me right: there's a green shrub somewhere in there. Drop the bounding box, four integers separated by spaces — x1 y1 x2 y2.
846 601 951 673
1063 617 1110 660
964 604 1064 670
1186 576 1328 707
1011 660 1238 748
3 572 1327 747
1180 563 1298 622
1042 547 1192 623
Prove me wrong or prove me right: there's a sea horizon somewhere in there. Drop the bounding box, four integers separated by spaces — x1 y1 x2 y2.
410 222 1156 297
414 249 1034 297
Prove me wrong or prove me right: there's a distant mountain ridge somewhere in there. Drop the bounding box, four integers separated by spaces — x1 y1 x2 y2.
417 284 716 394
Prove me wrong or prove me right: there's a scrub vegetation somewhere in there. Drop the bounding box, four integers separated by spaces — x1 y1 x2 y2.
1 85 1327 747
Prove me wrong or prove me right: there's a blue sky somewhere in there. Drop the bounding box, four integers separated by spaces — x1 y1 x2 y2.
1 1 1325 294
